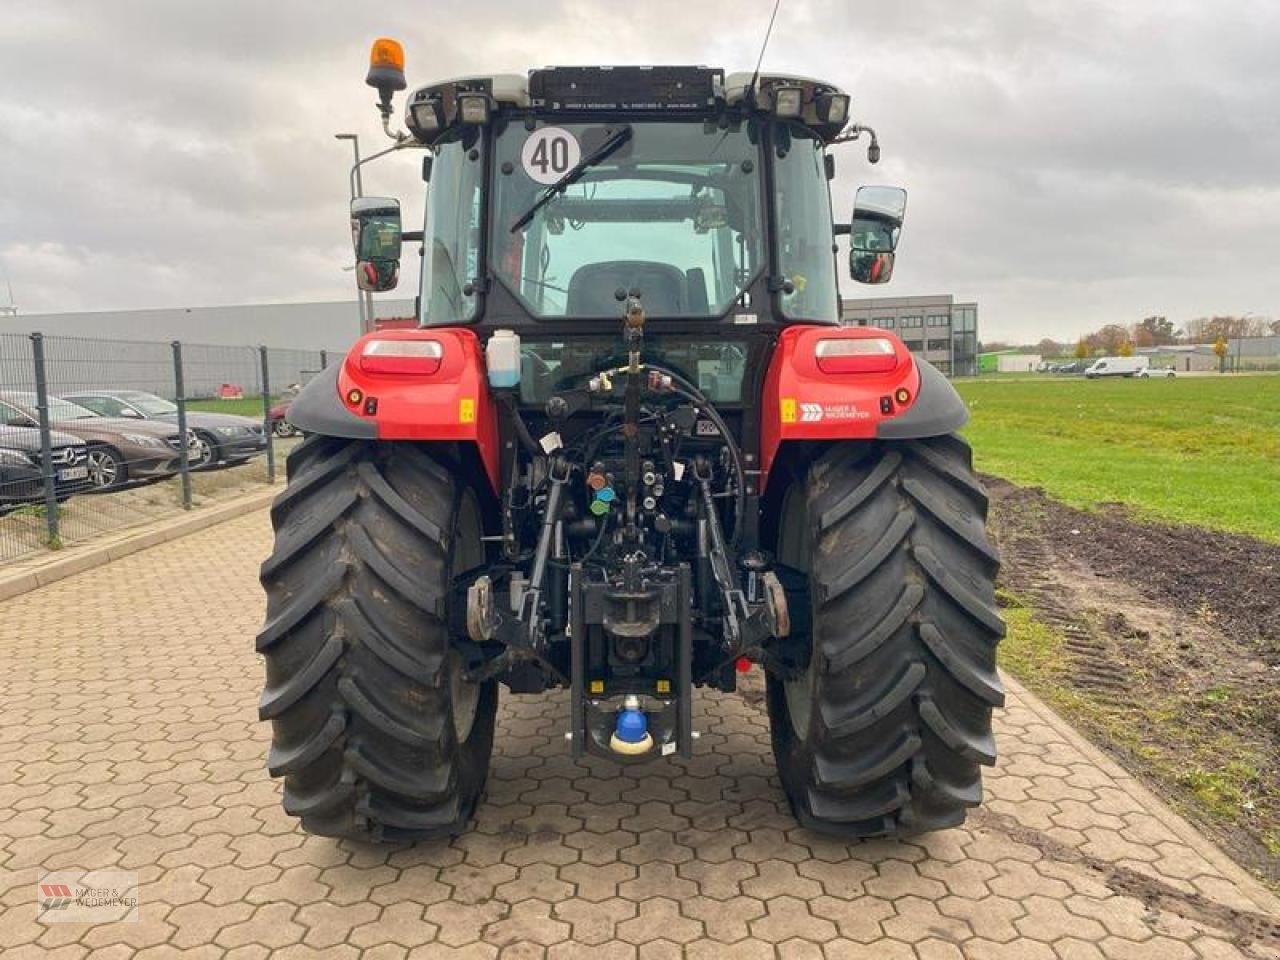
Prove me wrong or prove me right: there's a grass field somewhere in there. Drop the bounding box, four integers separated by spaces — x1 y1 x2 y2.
956 375 1280 541
187 396 279 417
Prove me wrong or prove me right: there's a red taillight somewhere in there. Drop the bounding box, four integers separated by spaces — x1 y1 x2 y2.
358 338 443 375
814 337 899 374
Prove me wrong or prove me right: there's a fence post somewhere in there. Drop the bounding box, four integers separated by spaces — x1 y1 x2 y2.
29 332 61 548
320 349 328 370
260 346 276 484
171 341 193 510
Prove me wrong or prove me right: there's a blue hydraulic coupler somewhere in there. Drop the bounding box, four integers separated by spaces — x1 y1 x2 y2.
617 709 646 742
609 700 654 755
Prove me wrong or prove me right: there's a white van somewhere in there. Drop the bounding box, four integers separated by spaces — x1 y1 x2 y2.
1084 356 1149 378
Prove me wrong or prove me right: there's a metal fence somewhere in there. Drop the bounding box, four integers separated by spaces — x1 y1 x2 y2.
1 332 335 566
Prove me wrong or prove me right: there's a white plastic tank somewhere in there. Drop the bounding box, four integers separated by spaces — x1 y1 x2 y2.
486 329 521 389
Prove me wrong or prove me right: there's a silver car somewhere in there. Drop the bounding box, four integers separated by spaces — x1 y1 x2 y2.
62 390 268 468
0 392 197 490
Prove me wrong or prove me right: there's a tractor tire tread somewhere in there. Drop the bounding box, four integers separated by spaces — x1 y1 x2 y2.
258 438 496 842
768 435 1003 837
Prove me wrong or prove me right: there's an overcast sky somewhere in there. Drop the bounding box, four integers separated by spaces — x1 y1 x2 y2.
1 0 1277 342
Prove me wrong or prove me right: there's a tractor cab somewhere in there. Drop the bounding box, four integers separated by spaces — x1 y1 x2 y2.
351 60 901 332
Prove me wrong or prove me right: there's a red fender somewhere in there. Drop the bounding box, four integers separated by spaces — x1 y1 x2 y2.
760 325 922 490
336 328 500 493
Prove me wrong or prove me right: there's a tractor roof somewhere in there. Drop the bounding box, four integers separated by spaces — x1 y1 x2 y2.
403 67 850 144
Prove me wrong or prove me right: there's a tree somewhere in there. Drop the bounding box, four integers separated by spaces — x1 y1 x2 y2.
1133 315 1177 347
1074 337 1090 359
1118 340 1134 357
1184 315 1269 343
1093 324 1130 354
1036 338 1063 358
1213 336 1228 373
1269 318 1280 336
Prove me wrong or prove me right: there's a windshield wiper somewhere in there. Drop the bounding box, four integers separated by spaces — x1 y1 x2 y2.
509 125 633 233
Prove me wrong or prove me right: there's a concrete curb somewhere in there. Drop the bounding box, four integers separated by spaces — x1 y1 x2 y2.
0 486 278 604
1002 671 1280 914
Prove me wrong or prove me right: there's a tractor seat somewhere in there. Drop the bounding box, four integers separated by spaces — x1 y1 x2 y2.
566 261 687 316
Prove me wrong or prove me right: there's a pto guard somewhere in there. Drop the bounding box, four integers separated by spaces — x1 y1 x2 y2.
760 325 968 487
287 327 500 493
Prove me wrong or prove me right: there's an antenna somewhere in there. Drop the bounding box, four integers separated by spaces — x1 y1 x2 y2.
746 0 784 106
0 259 16 317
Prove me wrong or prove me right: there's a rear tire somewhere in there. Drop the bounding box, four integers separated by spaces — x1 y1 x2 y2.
767 436 1004 837
257 435 497 842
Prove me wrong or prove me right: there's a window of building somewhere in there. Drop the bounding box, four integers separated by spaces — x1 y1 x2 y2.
899 315 922 328
954 305 977 333
926 314 948 328
875 316 895 328
902 338 923 351
932 359 951 374
927 339 951 352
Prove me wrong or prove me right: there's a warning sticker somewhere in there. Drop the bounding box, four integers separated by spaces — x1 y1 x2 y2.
459 398 476 424
780 397 797 424
521 127 581 185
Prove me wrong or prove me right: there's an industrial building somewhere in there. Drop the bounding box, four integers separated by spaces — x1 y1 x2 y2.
1 299 414 352
9 294 986 377
840 294 979 377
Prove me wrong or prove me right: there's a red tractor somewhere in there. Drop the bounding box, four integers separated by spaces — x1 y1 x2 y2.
257 39 1003 842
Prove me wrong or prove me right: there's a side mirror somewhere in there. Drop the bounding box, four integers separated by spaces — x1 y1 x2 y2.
351 197 402 293
849 185 907 286
119 407 143 419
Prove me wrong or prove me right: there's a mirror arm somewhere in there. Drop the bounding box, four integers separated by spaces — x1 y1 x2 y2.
349 139 428 200
833 123 881 164
402 231 424 242
833 223 851 236
380 110 411 144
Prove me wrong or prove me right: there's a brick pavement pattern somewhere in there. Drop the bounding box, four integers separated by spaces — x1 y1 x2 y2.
2 510 1278 958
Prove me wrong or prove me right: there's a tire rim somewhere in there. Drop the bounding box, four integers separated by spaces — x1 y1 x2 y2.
194 436 214 466
274 421 294 437
87 450 118 488
448 650 480 743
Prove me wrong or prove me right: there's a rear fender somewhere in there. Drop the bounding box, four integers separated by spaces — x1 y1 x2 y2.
287 328 500 493
760 325 968 489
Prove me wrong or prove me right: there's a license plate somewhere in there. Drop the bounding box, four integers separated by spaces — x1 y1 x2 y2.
58 466 89 481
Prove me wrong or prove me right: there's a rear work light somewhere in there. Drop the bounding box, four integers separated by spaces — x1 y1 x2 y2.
359 338 444 375
814 337 899 374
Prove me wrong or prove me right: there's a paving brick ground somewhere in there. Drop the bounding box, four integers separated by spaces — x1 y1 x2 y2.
2 509 1278 958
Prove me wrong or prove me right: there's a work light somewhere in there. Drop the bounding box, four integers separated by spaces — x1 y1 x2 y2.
816 92 850 126
457 92 491 125
772 85 803 118
408 98 444 136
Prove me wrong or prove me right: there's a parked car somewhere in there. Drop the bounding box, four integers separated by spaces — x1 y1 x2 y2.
0 392 196 490
0 424 89 513
1138 366 1176 378
268 400 299 437
1084 356 1149 378
62 390 267 468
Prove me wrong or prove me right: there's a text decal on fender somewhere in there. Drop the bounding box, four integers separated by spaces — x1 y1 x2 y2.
791 402 872 424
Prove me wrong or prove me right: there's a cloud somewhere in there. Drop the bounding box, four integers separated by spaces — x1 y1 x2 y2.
0 0 1277 340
